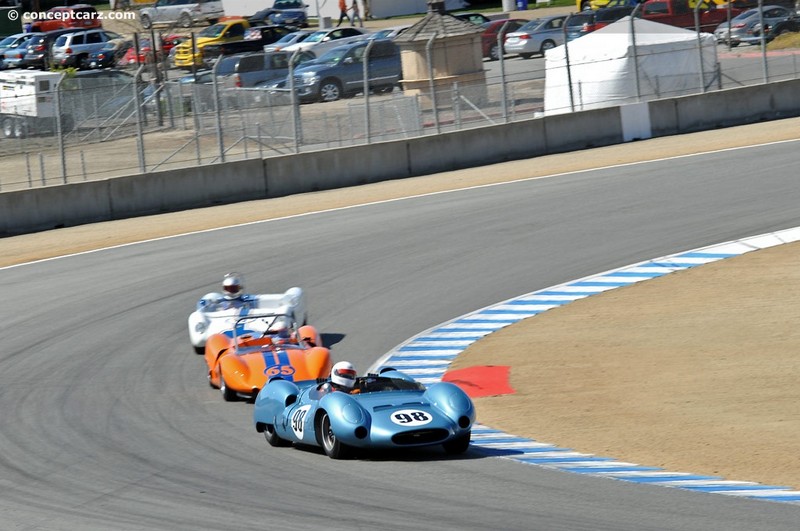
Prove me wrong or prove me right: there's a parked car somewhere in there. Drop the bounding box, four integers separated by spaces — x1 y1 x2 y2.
201 24 294 61
29 4 101 33
248 0 309 28
503 15 568 59
565 6 634 41
714 5 799 46
479 18 527 60
367 24 413 41
263 29 314 52
281 26 368 58
51 29 125 69
0 33 35 69
139 0 224 29
172 18 250 68
119 34 186 67
221 49 314 89
86 39 131 69
18 28 76 70
452 12 491 25
275 38 401 102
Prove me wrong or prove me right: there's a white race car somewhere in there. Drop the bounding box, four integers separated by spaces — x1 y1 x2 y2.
187 287 307 354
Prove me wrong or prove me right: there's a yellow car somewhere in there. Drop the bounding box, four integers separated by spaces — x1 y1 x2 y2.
172 18 250 69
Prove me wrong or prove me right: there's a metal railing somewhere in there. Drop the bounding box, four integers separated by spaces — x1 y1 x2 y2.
1 22 799 191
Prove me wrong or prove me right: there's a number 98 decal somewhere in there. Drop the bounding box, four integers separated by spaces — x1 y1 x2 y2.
390 409 432 426
291 405 312 439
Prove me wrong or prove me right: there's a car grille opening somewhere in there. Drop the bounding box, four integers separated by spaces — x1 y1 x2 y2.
391 428 448 445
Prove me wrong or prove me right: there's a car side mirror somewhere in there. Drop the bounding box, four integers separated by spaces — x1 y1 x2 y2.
343 57 353 64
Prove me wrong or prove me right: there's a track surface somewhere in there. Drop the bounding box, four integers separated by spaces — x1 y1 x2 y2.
2 141 800 530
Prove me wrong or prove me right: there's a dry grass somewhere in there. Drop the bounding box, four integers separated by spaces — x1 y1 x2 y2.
769 32 800 50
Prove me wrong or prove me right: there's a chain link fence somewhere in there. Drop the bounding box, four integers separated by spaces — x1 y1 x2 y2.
1 26 799 191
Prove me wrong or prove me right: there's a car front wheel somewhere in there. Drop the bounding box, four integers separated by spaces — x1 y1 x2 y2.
218 370 237 401
318 79 342 102
319 412 351 459
140 14 151 29
443 431 471 454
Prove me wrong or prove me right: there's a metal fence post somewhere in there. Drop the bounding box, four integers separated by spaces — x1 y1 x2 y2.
212 58 225 163
362 38 375 144
757 0 768 83
290 49 303 153
426 33 439 134
563 13 575 112
39 153 46 186
134 65 147 172
630 4 643 101
498 20 509 122
55 72 67 183
452 81 461 129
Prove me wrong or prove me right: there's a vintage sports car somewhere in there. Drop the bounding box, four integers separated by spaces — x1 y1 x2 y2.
205 314 331 402
253 367 475 459
188 286 307 353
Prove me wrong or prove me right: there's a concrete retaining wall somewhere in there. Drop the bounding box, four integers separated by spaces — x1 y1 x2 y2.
2 78 799 237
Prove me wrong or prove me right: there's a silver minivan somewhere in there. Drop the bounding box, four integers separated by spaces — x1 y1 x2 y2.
139 0 224 29
51 29 124 69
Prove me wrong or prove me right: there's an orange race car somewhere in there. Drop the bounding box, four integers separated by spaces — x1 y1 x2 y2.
204 314 332 402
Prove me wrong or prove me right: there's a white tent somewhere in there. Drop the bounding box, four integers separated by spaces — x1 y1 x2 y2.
544 16 718 115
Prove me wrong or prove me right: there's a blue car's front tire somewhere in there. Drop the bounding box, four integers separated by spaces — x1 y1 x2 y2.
319 411 351 459
442 431 471 455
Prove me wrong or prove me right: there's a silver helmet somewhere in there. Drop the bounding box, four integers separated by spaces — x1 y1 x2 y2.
222 272 244 299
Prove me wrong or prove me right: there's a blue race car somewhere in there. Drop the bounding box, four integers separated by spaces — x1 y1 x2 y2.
253 367 475 459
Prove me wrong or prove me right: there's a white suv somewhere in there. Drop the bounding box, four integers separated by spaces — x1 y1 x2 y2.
139 0 224 29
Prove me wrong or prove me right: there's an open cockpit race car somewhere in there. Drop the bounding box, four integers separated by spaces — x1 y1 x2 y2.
253 367 475 459
204 313 331 402
188 286 307 354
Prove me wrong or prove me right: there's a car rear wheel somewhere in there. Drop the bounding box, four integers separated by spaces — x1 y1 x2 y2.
540 40 556 54
264 424 290 447
219 370 237 401
319 411 351 459
140 14 152 29
442 431 471 454
489 43 500 61
178 13 193 28
2 117 15 138
318 79 342 102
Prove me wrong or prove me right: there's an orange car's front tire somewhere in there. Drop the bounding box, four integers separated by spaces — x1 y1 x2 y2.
219 370 237 402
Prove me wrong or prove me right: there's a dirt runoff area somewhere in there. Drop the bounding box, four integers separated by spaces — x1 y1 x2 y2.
2 117 800 491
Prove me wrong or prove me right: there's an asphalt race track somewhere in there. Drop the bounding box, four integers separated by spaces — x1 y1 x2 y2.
2 141 800 530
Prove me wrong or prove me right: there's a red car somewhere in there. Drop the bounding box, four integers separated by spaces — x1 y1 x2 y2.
121 34 186 66
480 18 528 60
29 4 102 33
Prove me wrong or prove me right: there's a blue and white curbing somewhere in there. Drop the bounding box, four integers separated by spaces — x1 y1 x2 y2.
371 227 800 504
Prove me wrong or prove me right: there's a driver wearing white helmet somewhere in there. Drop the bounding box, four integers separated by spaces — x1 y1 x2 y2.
325 361 359 394
216 272 251 310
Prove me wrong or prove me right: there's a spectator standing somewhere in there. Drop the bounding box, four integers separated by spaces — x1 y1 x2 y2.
350 0 363 27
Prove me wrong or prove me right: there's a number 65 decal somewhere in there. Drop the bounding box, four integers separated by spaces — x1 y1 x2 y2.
390 409 432 426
